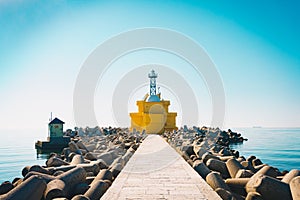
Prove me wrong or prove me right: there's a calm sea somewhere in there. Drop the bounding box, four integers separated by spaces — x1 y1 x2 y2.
0 130 46 183
0 128 299 183
230 128 300 171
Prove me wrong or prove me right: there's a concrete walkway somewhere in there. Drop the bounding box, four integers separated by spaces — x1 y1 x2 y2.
101 135 221 200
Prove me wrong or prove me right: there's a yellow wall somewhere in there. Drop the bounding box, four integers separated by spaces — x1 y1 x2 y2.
130 99 177 134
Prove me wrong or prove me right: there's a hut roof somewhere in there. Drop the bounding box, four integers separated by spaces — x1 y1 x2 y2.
49 118 65 125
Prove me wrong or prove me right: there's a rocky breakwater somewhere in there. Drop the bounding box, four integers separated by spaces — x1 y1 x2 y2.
163 126 300 200
0 127 147 200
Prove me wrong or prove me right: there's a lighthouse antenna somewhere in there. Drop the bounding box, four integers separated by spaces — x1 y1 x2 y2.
49 112 53 121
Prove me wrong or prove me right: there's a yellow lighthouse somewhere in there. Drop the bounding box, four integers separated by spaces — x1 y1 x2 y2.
130 70 178 134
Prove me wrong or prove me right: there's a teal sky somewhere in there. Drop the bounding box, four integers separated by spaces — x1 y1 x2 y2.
0 0 299 130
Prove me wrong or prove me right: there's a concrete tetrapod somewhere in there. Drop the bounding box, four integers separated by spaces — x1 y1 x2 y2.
206 158 230 179
253 164 267 172
246 165 278 193
121 150 133 163
11 178 22 187
71 194 90 200
22 165 51 177
24 171 55 183
215 188 234 200
202 152 220 164
44 167 87 200
76 141 89 152
90 159 108 170
290 176 300 200
0 182 14 195
110 163 123 178
240 161 256 173
29 165 52 175
69 141 81 154
0 175 46 200
246 174 292 200
71 183 90 197
193 160 211 179
74 169 113 200
245 192 263 200
77 163 100 176
47 157 70 167
93 169 113 183
225 178 250 196
226 158 244 178
219 156 235 162
236 156 246 162
84 152 97 161
58 166 86 184
246 155 256 163
193 145 208 159
97 151 117 166
84 180 109 200
44 179 66 200
71 155 85 165
235 169 254 178
206 172 230 191
282 169 300 184
110 157 125 168
252 158 263 167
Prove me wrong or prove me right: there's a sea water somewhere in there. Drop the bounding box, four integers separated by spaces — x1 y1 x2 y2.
0 128 299 183
0 130 46 183
230 128 300 171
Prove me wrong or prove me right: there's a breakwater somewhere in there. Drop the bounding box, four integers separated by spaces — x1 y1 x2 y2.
0 127 299 199
1 128 298 183
0 127 146 200
163 126 300 200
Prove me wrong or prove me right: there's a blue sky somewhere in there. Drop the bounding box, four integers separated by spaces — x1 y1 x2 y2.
0 0 299 130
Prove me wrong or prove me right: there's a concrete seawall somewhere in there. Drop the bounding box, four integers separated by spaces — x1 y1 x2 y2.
101 134 221 199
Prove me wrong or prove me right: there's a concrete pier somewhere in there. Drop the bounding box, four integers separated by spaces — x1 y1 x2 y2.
101 135 221 200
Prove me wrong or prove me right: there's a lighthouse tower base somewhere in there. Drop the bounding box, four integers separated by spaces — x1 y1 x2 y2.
130 98 177 134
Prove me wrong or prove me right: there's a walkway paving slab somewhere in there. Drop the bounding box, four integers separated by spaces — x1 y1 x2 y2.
101 134 221 200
